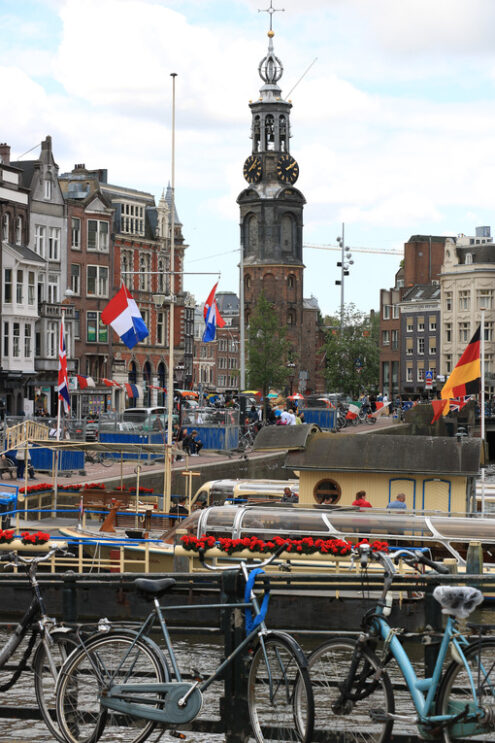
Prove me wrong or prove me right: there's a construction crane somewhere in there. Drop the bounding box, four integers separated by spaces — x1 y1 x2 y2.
304 243 403 256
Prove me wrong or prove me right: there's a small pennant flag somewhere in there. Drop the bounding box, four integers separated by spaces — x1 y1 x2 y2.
124 383 140 399
77 375 96 390
102 378 121 388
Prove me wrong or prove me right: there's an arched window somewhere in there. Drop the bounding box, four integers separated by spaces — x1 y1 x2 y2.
2 213 9 241
265 114 275 150
313 479 341 505
139 254 150 291
157 258 165 292
279 115 287 151
281 213 295 255
128 361 137 408
15 216 22 244
244 274 252 292
143 361 152 406
465 253 473 265
245 214 258 256
122 251 133 289
288 274 296 290
253 115 261 152
287 309 296 326
262 273 276 302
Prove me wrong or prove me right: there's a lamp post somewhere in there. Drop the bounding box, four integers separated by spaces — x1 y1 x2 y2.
287 361 296 396
335 223 354 334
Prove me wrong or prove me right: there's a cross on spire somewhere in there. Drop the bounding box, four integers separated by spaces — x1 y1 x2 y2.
258 0 285 33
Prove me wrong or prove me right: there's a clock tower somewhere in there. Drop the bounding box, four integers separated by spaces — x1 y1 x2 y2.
237 26 305 370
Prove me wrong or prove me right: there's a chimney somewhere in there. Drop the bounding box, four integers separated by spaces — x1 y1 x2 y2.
0 143 11 165
41 135 52 152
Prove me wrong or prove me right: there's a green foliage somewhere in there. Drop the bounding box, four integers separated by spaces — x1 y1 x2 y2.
246 293 291 406
323 304 379 398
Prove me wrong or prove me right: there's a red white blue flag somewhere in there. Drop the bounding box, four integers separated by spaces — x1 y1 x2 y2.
77 374 96 389
101 284 149 349
124 383 140 399
58 314 70 414
202 282 225 342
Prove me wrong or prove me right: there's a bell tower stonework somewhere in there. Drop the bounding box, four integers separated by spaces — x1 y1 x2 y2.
237 27 305 367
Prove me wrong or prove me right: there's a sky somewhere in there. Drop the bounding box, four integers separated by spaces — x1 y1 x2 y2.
4 0 495 317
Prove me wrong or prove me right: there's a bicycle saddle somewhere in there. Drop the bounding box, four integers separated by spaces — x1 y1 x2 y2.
433 585 483 619
134 577 176 599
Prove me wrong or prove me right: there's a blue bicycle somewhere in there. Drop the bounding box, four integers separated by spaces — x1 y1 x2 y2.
308 544 494 742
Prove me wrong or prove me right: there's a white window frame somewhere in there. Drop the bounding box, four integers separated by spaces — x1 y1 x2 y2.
15 216 22 244
417 337 425 355
406 365 413 382
71 217 81 250
120 202 145 236
16 269 23 304
48 226 60 261
24 324 31 358
478 290 493 310
71 264 81 295
2 213 9 241
459 290 470 311
4 269 12 303
28 271 35 306
47 274 59 304
87 219 109 252
35 225 46 258
86 265 109 297
47 321 57 358
12 322 20 358
44 179 52 200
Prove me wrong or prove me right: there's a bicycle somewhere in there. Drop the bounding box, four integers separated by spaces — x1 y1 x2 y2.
85 449 113 467
55 543 314 743
0 546 79 742
308 543 495 742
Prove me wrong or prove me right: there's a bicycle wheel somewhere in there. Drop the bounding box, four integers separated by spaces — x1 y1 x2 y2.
248 631 314 743
99 453 114 468
56 631 166 743
34 629 81 743
308 637 394 743
437 637 495 742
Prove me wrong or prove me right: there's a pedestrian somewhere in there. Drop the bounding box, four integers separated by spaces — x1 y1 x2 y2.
169 495 189 528
387 493 407 510
352 490 372 508
183 429 203 456
281 486 298 503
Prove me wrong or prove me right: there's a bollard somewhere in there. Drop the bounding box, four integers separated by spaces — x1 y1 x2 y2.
443 558 458 574
62 571 78 624
220 569 250 743
173 529 189 573
466 540 483 591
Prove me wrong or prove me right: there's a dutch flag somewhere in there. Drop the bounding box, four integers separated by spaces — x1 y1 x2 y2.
101 285 149 349
58 314 71 414
202 282 225 343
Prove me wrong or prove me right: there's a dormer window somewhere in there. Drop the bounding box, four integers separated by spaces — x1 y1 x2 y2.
465 253 473 264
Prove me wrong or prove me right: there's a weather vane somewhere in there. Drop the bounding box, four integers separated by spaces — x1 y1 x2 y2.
258 0 285 33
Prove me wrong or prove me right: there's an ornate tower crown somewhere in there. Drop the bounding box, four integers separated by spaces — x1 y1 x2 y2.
258 31 284 100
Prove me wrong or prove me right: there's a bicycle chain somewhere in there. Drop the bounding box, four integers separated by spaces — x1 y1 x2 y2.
0 629 38 692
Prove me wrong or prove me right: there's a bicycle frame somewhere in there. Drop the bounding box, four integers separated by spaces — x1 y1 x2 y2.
369 607 484 732
79 575 274 724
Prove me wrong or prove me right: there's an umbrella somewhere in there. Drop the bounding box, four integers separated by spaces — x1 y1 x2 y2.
287 393 304 400
241 390 260 395
179 390 198 398
266 393 278 399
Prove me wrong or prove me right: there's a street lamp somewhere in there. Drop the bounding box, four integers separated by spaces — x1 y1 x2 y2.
287 361 296 396
335 223 354 334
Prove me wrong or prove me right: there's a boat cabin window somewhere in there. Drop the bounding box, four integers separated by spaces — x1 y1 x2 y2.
314 478 341 505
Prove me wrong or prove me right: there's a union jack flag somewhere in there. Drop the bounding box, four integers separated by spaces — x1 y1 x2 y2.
58 314 70 414
449 396 472 412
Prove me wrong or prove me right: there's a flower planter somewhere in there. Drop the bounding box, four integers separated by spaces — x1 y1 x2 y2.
0 538 54 552
175 546 344 562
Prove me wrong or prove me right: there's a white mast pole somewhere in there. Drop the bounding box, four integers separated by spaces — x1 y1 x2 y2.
480 310 486 514
165 73 177 515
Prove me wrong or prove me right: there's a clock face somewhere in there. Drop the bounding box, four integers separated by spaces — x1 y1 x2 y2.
276 154 299 184
243 155 262 184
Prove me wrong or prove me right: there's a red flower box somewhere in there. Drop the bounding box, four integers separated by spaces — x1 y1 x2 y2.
179 534 388 557
20 530 50 546
0 529 15 544
19 483 53 495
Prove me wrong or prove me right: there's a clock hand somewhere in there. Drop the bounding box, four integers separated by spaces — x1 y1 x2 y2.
286 161 296 171
249 161 257 172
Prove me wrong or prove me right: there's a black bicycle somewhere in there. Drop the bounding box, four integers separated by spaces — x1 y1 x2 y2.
0 547 79 742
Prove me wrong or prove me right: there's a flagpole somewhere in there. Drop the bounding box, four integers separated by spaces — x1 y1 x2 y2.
165 72 177 516
481 309 486 514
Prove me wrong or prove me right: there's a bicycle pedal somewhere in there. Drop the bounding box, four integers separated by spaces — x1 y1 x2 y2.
191 668 204 682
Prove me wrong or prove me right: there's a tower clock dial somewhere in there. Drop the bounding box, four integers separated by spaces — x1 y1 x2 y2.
276 154 299 184
243 155 262 184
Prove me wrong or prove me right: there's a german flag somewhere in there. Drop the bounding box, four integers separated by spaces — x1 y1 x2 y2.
441 326 481 402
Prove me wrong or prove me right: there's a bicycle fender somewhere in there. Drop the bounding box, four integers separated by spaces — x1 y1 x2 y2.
262 630 310 667
102 682 203 724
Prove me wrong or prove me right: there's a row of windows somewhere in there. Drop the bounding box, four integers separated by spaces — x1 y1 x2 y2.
121 252 169 293
4 269 36 305
3 321 33 359
444 353 493 375
381 329 399 348
405 364 437 383
217 375 237 387
120 202 145 236
70 218 109 252
382 305 400 320
406 337 437 355
34 225 61 260
445 289 493 311
406 316 436 332
444 322 493 343
83 310 167 346
218 357 237 369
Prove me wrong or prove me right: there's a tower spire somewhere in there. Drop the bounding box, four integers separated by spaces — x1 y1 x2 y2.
258 1 285 33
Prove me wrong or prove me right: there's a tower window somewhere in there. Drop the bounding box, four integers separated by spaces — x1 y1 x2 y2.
288 309 296 325
244 274 252 291
265 114 275 150
253 115 261 153
288 274 296 289
279 115 287 152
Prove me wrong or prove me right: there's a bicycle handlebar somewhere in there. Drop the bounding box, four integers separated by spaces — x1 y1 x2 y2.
0 544 69 568
354 544 449 575
198 541 289 572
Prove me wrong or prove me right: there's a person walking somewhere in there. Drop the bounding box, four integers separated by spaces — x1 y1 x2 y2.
351 490 372 508
387 493 407 510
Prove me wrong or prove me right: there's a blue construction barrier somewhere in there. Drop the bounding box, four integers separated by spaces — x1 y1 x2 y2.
99 432 165 460
28 446 84 473
180 425 239 450
300 408 336 430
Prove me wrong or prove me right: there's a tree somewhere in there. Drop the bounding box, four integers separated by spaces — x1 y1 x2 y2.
246 293 291 419
323 304 379 398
